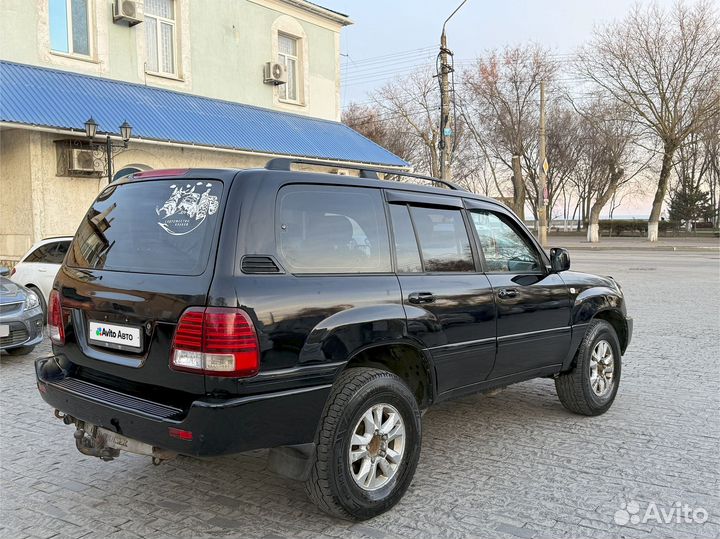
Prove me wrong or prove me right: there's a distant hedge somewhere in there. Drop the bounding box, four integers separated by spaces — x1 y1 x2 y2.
597 219 679 236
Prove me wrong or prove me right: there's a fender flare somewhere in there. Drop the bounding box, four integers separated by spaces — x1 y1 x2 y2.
562 287 629 370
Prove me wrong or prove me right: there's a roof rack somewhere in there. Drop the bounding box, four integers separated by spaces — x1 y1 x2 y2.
264 158 464 191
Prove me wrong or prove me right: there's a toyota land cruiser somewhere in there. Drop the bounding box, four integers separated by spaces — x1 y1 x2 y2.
36 159 632 520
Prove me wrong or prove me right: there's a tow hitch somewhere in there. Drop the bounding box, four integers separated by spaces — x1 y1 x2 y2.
55 410 177 465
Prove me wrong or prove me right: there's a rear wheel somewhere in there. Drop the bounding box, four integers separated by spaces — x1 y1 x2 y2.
305 367 421 520
555 319 621 416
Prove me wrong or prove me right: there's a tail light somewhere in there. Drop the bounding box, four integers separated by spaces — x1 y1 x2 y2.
171 307 259 377
48 290 65 345
9 267 16 277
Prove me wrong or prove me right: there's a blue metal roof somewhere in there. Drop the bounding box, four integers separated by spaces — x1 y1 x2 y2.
0 61 407 167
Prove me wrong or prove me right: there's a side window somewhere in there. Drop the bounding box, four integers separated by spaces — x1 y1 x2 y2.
389 205 422 273
470 210 543 273
277 185 391 274
24 244 52 263
45 241 69 264
409 206 474 272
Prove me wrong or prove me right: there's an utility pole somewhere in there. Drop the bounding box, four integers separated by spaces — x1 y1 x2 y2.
537 80 548 247
438 0 467 182
439 31 452 182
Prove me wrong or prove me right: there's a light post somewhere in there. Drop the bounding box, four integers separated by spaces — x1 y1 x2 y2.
84 117 133 183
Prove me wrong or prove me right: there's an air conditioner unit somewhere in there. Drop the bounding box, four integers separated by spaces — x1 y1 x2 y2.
68 149 99 173
113 0 143 26
264 62 287 85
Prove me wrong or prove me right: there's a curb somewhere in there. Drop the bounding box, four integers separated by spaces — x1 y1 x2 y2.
566 245 719 252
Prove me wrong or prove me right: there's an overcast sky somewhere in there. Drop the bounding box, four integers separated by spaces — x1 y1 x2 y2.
322 0 679 217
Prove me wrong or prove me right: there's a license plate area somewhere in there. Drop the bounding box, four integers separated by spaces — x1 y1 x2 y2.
97 427 156 456
0 325 8 338
88 320 143 353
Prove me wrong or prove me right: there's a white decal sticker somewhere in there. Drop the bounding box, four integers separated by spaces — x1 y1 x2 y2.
156 182 219 235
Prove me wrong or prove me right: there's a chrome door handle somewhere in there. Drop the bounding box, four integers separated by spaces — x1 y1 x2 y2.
498 288 518 299
408 292 435 304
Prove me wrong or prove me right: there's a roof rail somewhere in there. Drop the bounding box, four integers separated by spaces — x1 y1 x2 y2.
264 157 464 191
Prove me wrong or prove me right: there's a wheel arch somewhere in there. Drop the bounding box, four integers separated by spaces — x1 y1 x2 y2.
339 341 436 409
592 309 629 354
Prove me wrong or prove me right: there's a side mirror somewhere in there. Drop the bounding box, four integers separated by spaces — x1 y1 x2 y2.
0 267 9 277
549 247 570 272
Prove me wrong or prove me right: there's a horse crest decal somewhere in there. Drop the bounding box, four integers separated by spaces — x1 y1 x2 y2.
156 182 219 236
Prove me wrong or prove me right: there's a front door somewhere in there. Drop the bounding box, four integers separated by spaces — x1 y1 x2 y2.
467 206 571 379
387 195 496 394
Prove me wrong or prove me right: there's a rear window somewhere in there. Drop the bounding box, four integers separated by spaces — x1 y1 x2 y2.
67 179 223 275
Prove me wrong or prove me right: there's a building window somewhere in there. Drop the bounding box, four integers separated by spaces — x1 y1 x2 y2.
278 33 300 102
145 0 176 75
49 0 91 57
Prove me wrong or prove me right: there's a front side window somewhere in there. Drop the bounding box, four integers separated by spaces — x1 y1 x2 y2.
145 0 176 75
410 206 474 272
49 0 91 56
470 210 543 273
278 33 299 102
277 186 390 274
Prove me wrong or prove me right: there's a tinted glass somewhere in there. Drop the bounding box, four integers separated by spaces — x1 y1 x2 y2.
25 244 53 263
410 206 474 272
389 204 422 273
67 180 222 275
40 241 70 264
470 210 542 272
277 185 391 274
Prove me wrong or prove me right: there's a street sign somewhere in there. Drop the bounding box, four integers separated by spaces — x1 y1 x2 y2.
542 158 549 174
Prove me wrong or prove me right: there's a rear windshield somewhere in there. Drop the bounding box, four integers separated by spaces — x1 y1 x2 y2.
67 179 223 275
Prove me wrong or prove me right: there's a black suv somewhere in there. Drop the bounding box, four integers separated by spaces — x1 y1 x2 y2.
36 159 632 520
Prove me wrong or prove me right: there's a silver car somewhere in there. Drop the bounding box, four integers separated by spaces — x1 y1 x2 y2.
0 268 44 355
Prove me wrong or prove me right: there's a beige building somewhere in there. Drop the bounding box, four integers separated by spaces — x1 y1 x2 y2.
0 0 406 264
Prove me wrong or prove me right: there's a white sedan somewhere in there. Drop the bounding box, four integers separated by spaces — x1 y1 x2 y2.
10 236 73 320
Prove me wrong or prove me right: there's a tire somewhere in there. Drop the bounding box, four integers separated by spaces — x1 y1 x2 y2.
6 345 35 356
555 319 622 416
27 286 47 324
305 367 422 520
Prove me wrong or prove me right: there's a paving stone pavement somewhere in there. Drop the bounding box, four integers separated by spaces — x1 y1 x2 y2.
1 251 718 539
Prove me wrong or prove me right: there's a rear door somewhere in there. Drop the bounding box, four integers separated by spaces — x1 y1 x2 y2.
465 203 571 379
17 241 68 302
58 176 228 394
387 191 496 395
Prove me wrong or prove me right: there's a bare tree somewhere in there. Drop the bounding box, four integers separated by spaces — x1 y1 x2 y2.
463 45 558 219
342 102 419 165
699 113 720 226
574 101 649 241
369 70 443 177
578 1 720 240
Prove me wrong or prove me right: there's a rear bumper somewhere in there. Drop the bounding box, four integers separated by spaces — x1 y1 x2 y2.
35 356 331 457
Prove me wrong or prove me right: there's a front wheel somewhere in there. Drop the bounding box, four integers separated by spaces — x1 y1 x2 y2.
305 367 422 520
555 319 622 416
